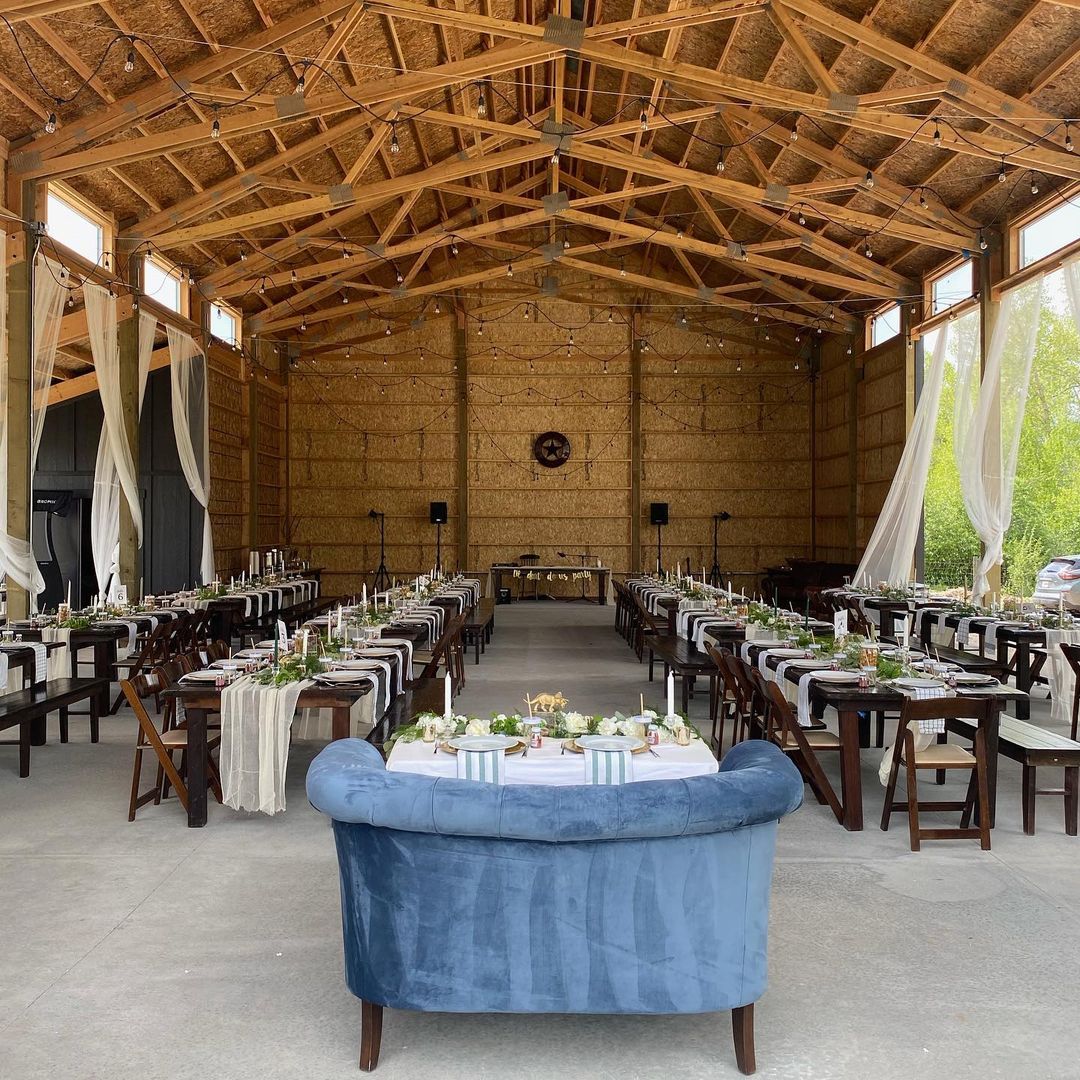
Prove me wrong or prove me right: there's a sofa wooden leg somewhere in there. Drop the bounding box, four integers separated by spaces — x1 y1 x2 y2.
359 1000 383 1072
731 1003 756 1075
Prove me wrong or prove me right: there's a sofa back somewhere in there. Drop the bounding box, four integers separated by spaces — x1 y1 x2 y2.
308 740 802 1016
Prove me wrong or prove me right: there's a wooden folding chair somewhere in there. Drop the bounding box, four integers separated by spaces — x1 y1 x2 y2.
1061 643 1080 740
760 679 843 823
123 675 222 822
110 620 174 712
880 696 992 851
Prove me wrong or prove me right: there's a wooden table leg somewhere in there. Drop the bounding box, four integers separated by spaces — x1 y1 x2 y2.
1014 641 1032 720
837 707 864 832
186 707 208 828
332 705 352 741
984 707 1000 828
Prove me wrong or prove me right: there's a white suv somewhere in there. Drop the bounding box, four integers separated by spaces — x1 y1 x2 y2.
1033 556 1080 610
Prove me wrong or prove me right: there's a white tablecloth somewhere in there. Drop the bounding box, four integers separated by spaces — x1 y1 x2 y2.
387 736 718 785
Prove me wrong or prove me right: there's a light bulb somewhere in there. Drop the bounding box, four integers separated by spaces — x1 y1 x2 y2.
715 153 725 173
506 263 513 277
211 117 220 139
864 169 874 188
476 86 487 118
125 48 135 73
45 111 57 134
389 123 400 154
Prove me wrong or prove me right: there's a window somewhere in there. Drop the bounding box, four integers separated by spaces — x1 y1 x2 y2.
142 257 182 313
870 303 900 347
1019 200 1080 268
209 301 241 346
930 259 973 315
46 188 105 264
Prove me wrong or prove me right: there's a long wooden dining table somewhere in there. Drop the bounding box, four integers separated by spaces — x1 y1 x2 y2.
758 651 1025 832
163 680 374 828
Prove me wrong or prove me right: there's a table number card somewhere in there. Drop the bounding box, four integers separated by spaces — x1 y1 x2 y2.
115 585 128 604
833 610 848 636
276 619 289 643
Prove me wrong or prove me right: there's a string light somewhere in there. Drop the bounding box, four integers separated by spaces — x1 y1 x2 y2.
551 147 560 165
1066 123 1074 153
864 169 875 189
476 83 487 118
1030 173 1040 195
295 66 306 94
715 149 725 173
384 321 391 335
506 262 513 277
210 114 220 139
998 158 1007 183
932 122 942 145
124 43 135 73
44 109 57 134
639 98 648 132
389 122 400 154
978 229 988 251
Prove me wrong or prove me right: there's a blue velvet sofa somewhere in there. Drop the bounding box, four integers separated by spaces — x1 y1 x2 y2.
306 738 802 1074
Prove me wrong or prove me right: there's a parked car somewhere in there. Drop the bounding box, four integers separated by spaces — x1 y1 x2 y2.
1033 555 1080 610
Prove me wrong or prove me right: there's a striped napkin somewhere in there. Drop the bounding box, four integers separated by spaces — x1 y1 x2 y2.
878 685 947 785
456 748 504 784
582 747 633 785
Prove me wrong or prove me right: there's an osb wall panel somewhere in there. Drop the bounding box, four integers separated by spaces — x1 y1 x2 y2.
467 306 633 577
207 354 246 574
288 320 459 597
857 337 907 551
812 332 908 564
813 336 854 562
640 322 811 585
255 383 286 549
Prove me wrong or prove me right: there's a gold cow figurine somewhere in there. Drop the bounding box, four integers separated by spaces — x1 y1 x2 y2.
525 692 568 714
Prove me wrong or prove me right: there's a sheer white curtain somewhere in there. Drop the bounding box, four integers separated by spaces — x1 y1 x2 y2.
87 284 155 599
854 311 978 586
954 278 1043 603
167 327 215 584
0 244 67 601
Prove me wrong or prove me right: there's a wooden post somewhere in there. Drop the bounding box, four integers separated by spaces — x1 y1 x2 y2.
4 223 32 618
846 344 860 561
116 235 142 598
454 298 468 574
629 312 642 574
979 242 1005 599
246 340 260 558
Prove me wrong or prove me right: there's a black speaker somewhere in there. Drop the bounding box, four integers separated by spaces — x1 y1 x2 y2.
649 502 669 526
429 501 448 525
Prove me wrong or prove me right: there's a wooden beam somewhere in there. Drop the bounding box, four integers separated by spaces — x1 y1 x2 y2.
21 0 355 159
45 347 171 406
767 1 839 95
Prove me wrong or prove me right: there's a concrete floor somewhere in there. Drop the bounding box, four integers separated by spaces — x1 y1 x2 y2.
2 600 1079 1080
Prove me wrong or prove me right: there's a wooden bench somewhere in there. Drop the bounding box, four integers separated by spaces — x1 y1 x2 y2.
647 634 718 713
462 599 495 664
948 713 1080 835
0 677 109 777
913 644 1009 679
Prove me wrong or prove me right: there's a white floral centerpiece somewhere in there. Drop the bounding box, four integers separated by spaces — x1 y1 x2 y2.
387 707 700 749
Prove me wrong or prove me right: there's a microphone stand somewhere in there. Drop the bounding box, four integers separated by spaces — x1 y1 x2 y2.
370 511 390 592
556 551 594 602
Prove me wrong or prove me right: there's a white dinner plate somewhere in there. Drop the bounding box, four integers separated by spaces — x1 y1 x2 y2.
893 677 944 689
314 670 373 684
210 659 246 670
576 734 647 752
447 735 521 752
179 670 221 683
768 648 810 658
952 672 996 685
810 670 861 682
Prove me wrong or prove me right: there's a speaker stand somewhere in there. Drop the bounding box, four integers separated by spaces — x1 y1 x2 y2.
372 512 391 593
434 521 442 576
655 524 663 575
